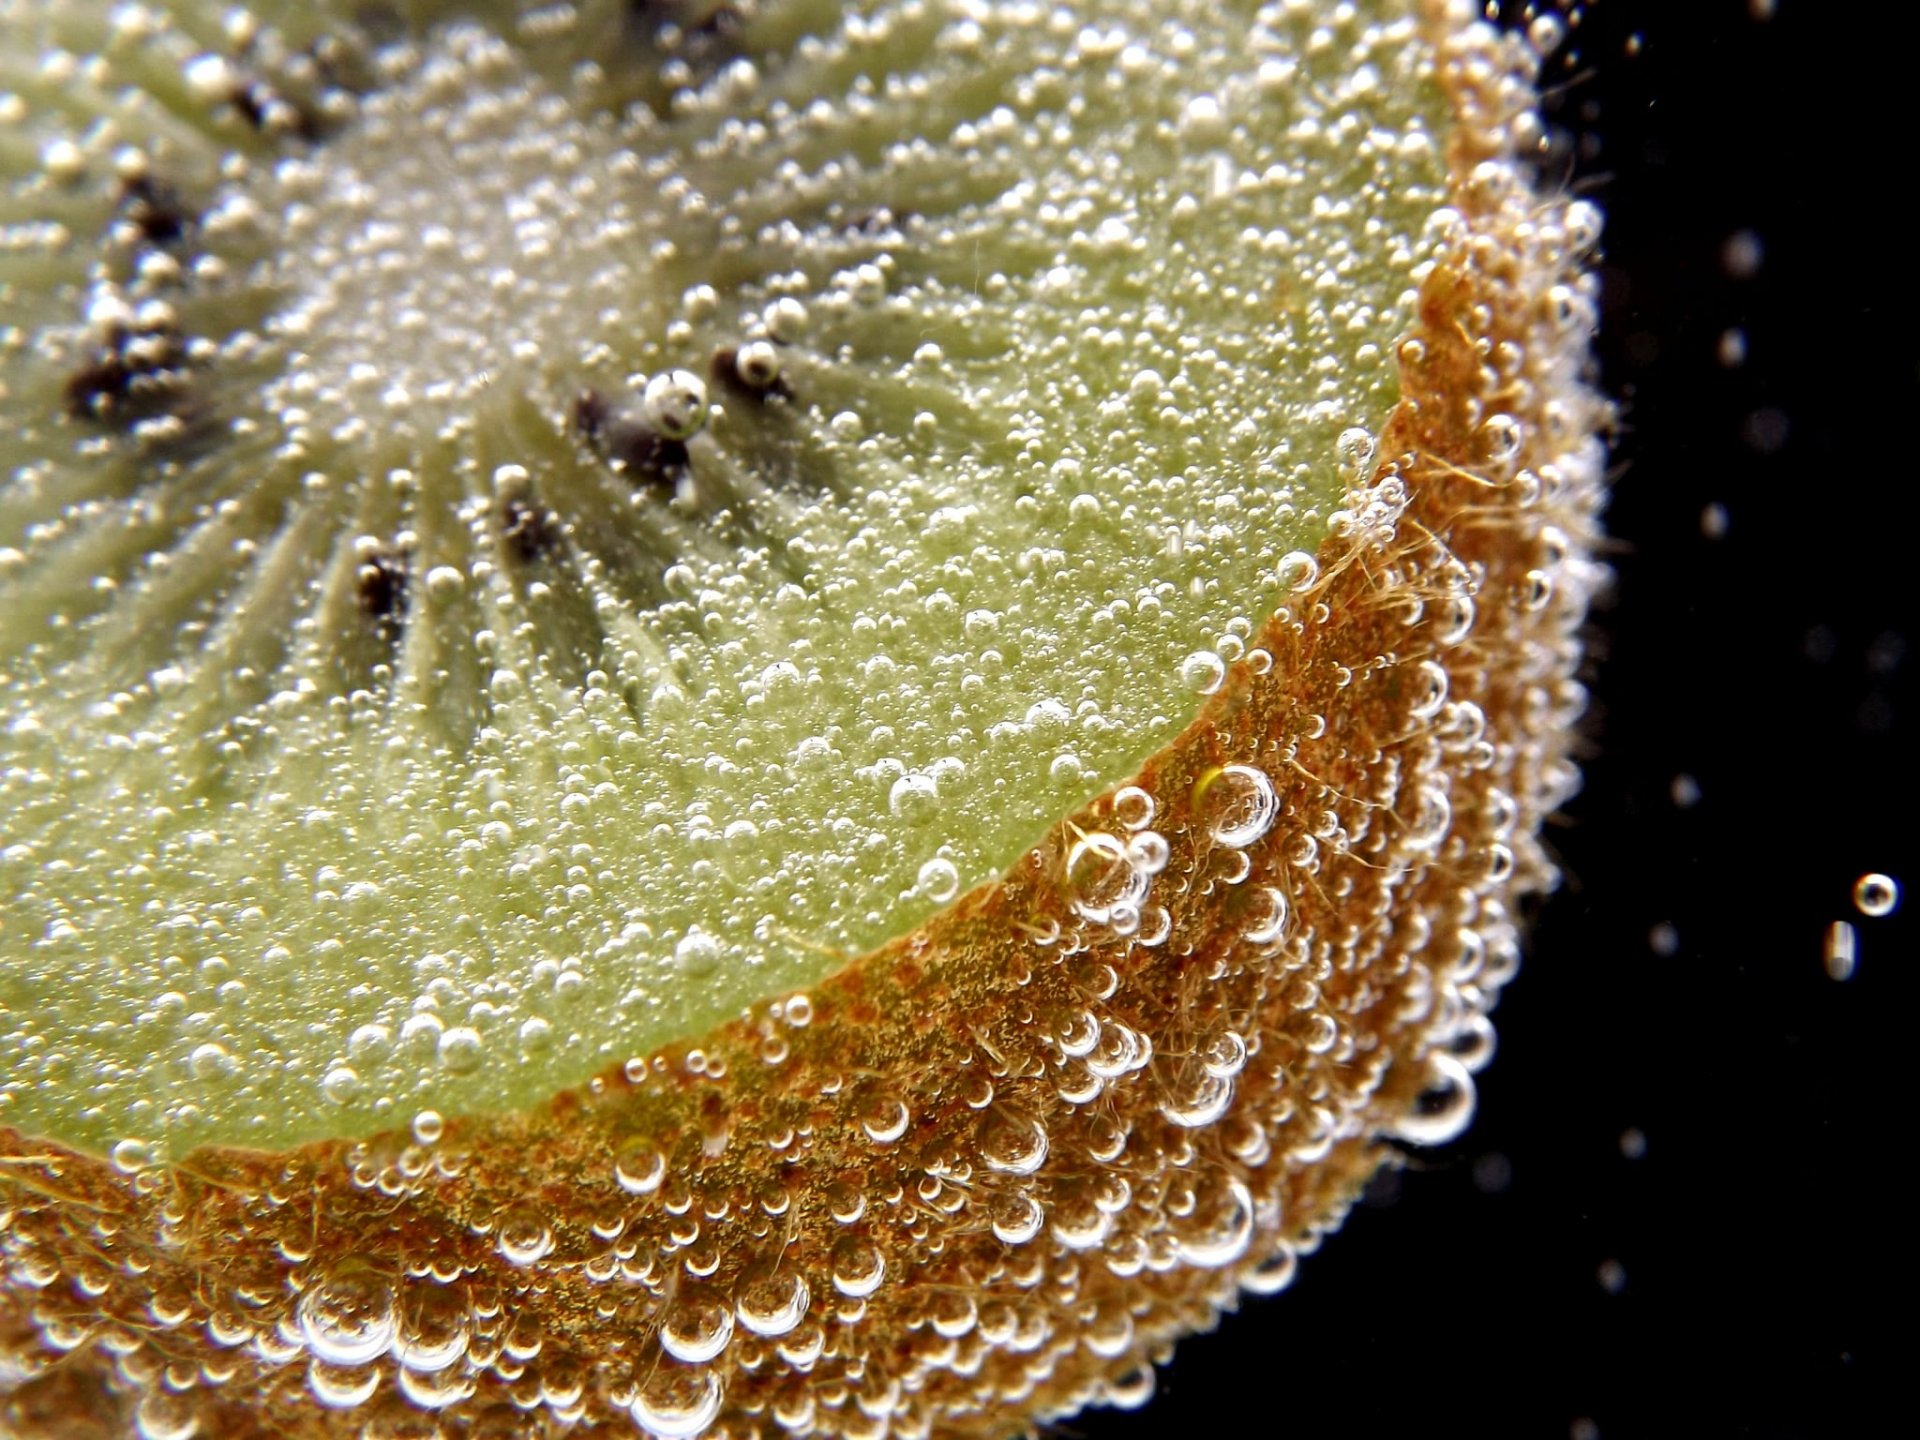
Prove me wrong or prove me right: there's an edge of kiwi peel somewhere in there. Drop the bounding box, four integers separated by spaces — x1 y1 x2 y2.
0 5 1606 1437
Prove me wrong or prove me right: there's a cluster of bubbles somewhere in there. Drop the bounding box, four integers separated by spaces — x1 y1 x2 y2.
1825 872 1900 981
0 0 1456 1160
0 3 1612 1439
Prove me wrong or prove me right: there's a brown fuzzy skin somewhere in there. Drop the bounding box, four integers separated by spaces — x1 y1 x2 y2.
0 10 1605 1438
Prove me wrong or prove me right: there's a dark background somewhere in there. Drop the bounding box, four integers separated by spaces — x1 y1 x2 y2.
1081 3 1912 1437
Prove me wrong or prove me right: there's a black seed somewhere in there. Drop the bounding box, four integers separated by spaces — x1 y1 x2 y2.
64 325 196 426
578 390 693 490
64 353 131 419
119 176 193 246
602 412 691 490
356 549 410 641
502 494 561 563
573 388 610 440
227 81 267 130
226 80 322 142
839 205 912 236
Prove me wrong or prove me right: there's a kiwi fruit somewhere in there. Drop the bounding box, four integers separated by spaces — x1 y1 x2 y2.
0 1 1605 1436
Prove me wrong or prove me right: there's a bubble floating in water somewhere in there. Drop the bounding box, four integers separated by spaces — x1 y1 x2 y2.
1824 921 1859 982
1853 873 1899 918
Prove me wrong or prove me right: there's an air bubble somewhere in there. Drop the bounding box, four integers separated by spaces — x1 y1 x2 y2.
978 1111 1050 1175
1409 660 1449 721
830 1238 885 1298
436 1026 483 1073
1137 905 1173 946
989 1191 1045 1245
640 369 708 439
916 857 961 902
1275 550 1320 592
1391 1053 1478 1146
424 564 464 602
860 1096 910 1145
734 339 781 387
1064 830 1149 924
110 1138 156 1173
1335 426 1376 482
1214 849 1252 885
1204 764 1279 848
1243 886 1289 944
1824 920 1858 982
394 1285 472 1375
297 1266 396 1367
1086 1020 1152 1080
1405 783 1452 852
825 1180 866 1225
1111 785 1156 831
1241 1242 1298 1296
321 1065 361 1104
1180 650 1227 694
1201 1029 1249 1079
1104 1366 1157 1411
411 1110 444 1146
1126 830 1170 875
1056 1009 1100 1058
889 772 941 824
307 1360 381 1409
661 1297 734 1363
764 296 809 342
1480 413 1524 468
133 1390 200 1440
735 1268 810 1338
189 1042 235 1081
1564 198 1604 251
1854 873 1899 917
1159 1063 1235 1128
631 1366 724 1440
1174 1175 1255 1268
347 1024 392 1063
495 1206 554 1267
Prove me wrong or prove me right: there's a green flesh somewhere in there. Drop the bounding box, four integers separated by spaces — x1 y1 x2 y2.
0 0 1448 1155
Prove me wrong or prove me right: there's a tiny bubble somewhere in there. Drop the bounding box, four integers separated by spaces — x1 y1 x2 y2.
1717 328 1747 367
1853 873 1899 918
1596 1258 1627 1295
1721 229 1763 279
1699 502 1728 540
1619 1127 1648 1160
1866 632 1907 676
1648 922 1679 958
1669 774 1700 809
1471 1152 1513 1195
1741 408 1789 454
1824 920 1858 982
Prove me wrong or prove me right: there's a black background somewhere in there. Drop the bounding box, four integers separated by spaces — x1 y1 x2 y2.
1080 3 1911 1437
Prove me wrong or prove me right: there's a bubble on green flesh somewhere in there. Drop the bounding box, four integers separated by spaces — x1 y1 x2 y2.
0 0 1449 1154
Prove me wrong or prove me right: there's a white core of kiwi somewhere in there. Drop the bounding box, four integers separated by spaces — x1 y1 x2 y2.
0 0 1448 1154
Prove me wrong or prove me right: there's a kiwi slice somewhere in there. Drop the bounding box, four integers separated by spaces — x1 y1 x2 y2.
0 1 1605 1436
1 0 1446 1154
